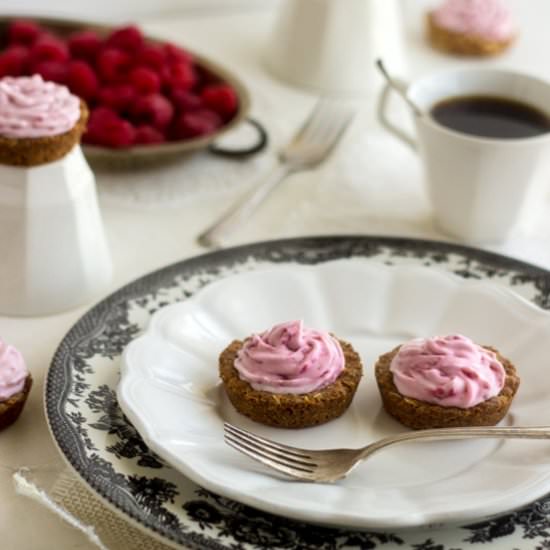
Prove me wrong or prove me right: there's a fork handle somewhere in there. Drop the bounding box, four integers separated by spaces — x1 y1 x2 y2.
197 163 292 248
361 425 550 459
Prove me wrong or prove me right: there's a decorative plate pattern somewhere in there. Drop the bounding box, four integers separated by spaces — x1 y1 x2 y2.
46 236 550 549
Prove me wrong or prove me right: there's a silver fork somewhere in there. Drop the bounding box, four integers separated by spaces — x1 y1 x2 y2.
224 422 550 482
197 99 356 248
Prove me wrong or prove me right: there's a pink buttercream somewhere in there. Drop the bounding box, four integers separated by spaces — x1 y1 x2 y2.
0 74 80 138
234 320 345 394
432 0 515 41
390 334 505 408
0 339 28 402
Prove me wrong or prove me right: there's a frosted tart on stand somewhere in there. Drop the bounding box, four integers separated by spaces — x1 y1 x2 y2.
426 0 517 57
0 74 88 166
0 74 112 316
375 334 520 429
219 320 363 429
0 339 32 430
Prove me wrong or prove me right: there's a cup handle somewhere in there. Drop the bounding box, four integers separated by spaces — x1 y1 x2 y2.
377 79 418 151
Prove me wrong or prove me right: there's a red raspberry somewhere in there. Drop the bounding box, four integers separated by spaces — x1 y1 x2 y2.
170 109 221 140
98 84 137 113
129 66 161 94
131 93 174 130
161 62 196 92
0 46 29 77
8 19 42 46
103 118 136 147
84 125 103 145
171 90 202 113
196 66 221 87
33 61 67 83
194 108 222 126
85 108 136 148
134 125 165 144
96 47 131 82
88 106 118 126
0 56 14 78
29 36 69 64
201 84 238 119
163 43 193 64
106 25 144 52
68 30 103 61
66 60 99 101
134 44 165 69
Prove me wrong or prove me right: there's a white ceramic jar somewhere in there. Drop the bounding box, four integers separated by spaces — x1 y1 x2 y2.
265 0 406 95
0 146 112 316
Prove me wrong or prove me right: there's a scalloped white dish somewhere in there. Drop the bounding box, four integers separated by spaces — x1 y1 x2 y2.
118 259 550 529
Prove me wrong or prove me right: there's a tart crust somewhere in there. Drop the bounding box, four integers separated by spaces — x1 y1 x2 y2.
0 374 32 430
375 345 520 430
219 338 362 429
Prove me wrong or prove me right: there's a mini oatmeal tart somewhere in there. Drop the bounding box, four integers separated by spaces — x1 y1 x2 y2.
0 339 32 430
375 334 519 430
219 320 362 429
426 0 517 57
0 74 88 167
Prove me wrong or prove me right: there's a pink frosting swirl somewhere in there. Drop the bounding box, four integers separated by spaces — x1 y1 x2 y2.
234 320 345 394
0 339 28 402
432 0 516 41
390 334 506 408
0 74 80 138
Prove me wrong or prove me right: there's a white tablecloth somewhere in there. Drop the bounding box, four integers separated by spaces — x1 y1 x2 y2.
3 2 550 548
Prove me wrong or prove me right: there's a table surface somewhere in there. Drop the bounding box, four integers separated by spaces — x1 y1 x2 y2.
3 1 550 548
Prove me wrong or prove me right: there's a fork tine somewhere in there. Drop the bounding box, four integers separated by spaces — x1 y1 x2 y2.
289 98 353 148
224 429 316 468
224 432 316 473
290 101 355 162
315 105 355 156
223 423 355 482
224 422 314 459
224 424 319 475
289 99 326 145
308 101 342 140
225 436 316 479
295 102 328 145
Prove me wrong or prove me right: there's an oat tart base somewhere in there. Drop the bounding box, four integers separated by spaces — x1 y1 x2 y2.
219 338 363 429
375 345 520 430
0 374 32 431
0 101 89 167
426 12 515 57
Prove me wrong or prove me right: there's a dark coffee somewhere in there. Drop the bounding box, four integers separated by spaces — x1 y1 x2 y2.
430 95 550 139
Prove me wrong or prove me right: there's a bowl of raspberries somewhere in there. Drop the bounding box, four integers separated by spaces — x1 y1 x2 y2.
0 17 257 159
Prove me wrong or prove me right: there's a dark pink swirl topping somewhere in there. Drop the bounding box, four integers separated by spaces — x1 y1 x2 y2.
0 74 80 138
432 0 515 41
0 339 28 402
390 334 506 408
234 320 345 394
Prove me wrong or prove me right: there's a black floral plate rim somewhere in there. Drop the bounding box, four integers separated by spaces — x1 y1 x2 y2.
44 235 550 549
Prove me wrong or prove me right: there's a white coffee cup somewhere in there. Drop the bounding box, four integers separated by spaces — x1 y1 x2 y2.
378 68 550 243
266 0 406 95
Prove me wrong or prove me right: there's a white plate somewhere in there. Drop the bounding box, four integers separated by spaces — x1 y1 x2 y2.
118 258 550 529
